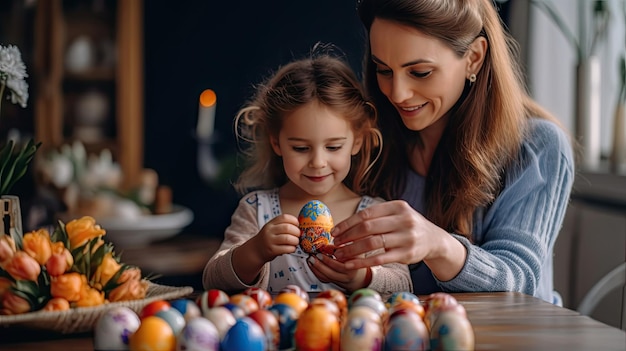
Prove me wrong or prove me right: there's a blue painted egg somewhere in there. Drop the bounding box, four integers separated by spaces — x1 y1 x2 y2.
155 308 186 336
220 316 266 351
267 303 298 350
170 298 202 322
385 312 430 351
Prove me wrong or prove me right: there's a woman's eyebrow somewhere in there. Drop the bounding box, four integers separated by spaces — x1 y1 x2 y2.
372 54 432 67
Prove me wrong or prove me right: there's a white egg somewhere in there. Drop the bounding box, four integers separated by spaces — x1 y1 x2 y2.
177 317 220 351
93 306 140 351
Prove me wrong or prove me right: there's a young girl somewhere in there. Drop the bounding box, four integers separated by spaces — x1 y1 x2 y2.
202 48 411 297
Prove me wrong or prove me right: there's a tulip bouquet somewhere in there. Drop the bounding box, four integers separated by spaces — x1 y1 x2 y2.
0 216 148 315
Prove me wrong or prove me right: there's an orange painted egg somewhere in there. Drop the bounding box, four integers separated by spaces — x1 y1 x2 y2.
294 305 340 351
274 292 309 317
129 315 176 351
298 200 335 255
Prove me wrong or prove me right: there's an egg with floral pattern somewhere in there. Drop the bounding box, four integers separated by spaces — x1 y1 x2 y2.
298 200 335 255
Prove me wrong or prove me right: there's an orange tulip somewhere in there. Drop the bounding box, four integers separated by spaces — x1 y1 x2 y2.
50 272 83 302
22 229 52 265
43 297 70 311
0 277 13 296
1 290 31 315
92 252 122 289
0 235 16 267
75 283 105 307
108 278 149 302
4 251 41 282
65 216 106 249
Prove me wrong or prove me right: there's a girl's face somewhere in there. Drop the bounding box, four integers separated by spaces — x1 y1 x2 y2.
271 100 362 198
369 18 471 132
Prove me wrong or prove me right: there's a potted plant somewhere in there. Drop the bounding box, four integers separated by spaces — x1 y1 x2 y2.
0 44 41 243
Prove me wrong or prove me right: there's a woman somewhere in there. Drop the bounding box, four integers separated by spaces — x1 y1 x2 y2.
331 0 575 304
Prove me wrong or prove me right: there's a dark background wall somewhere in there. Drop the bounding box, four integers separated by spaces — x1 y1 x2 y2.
142 1 367 238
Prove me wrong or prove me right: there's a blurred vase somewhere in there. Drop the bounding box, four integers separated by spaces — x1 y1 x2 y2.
575 56 602 171
0 195 23 243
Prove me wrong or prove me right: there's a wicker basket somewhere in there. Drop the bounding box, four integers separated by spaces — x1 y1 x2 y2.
0 282 193 334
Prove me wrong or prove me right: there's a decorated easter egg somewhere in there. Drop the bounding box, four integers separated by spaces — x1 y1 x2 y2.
298 200 335 255
386 291 420 308
221 302 246 320
309 298 341 324
267 303 299 350
129 315 176 351
274 292 309 317
279 284 310 303
243 287 273 309
346 305 382 326
230 293 260 315
347 288 382 308
176 317 220 351
220 316 265 351
155 308 186 336
139 300 171 320
170 298 202 322
429 307 474 351
340 314 383 350
385 312 430 351
317 288 348 322
351 295 388 321
94 306 140 351
424 292 459 330
294 305 340 351
248 309 280 351
196 289 230 314
203 306 237 340
388 300 425 321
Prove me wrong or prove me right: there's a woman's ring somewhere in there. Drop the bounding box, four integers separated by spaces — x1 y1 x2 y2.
381 234 387 251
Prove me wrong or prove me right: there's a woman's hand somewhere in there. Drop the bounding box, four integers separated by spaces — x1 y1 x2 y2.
331 200 463 281
306 253 372 292
233 214 300 284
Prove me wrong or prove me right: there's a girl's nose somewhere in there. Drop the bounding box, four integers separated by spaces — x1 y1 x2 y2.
309 150 326 168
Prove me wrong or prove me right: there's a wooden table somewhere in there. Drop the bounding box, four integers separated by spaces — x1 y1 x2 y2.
1 292 624 350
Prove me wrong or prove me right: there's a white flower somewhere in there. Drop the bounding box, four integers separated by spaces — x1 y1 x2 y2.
0 44 29 109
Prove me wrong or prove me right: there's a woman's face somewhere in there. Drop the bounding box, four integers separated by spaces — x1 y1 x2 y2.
369 18 470 132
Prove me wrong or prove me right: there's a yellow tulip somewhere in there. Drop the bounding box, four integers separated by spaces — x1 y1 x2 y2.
65 216 106 249
22 229 52 265
93 252 122 289
108 278 149 302
4 251 41 282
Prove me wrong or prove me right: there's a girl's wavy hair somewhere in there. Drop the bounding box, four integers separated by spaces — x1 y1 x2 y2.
233 43 382 195
357 0 566 236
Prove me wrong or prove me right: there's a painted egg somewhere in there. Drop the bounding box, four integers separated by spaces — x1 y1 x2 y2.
340 314 383 350
347 288 382 308
170 298 202 322
316 289 347 322
176 317 220 351
129 315 176 351
388 300 425 321
294 305 340 351
386 291 420 308
429 308 474 351
273 292 309 317
346 305 382 327
221 302 246 320
230 293 260 315
385 312 430 351
94 306 140 351
203 306 237 340
424 292 459 330
351 295 388 321
196 289 230 315
279 284 310 303
267 303 299 350
298 200 335 255
220 316 265 351
248 309 280 351
309 298 341 324
243 287 273 309
155 308 186 336
139 300 171 320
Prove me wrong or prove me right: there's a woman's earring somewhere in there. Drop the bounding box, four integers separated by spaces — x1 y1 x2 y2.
468 73 477 86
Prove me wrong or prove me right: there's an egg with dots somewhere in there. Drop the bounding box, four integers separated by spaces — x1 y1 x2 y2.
298 200 336 255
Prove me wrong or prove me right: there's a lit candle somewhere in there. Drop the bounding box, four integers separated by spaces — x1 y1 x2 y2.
197 89 217 140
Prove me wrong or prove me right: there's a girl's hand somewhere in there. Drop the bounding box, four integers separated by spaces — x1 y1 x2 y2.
306 253 372 292
331 200 442 270
251 214 301 263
